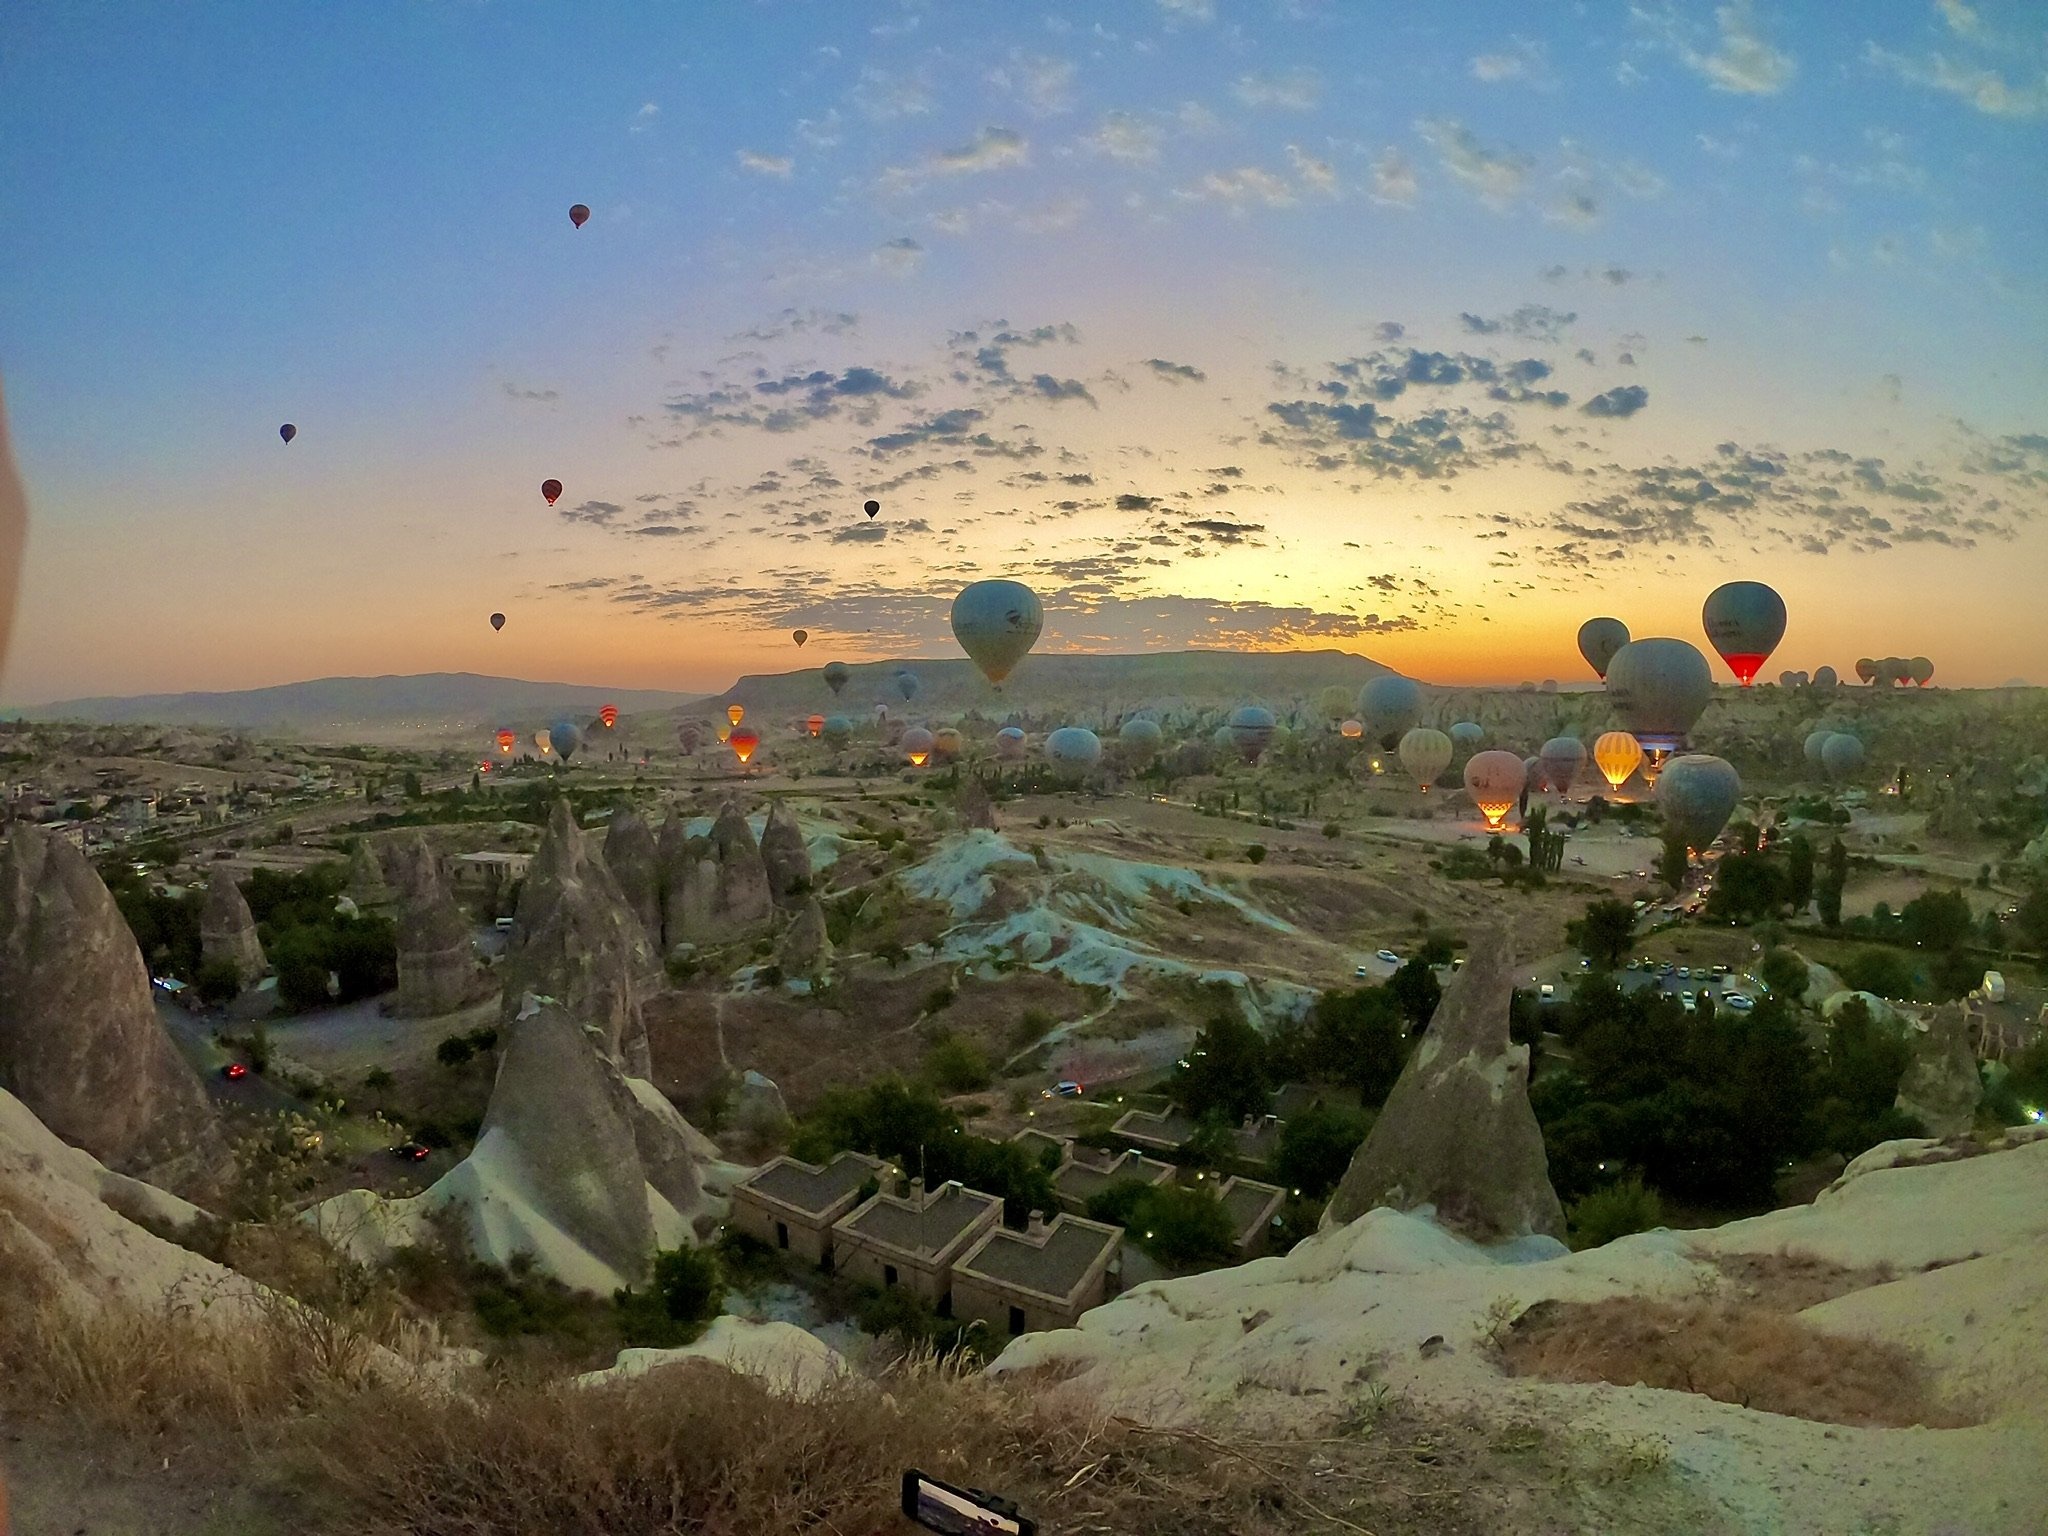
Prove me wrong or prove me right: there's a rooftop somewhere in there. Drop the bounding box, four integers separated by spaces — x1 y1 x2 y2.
1008 1127 1068 1165
741 1151 884 1216
958 1214 1122 1301
841 1181 1000 1257
1053 1150 1176 1205
1216 1176 1287 1243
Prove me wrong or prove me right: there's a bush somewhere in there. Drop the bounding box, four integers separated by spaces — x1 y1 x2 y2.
196 957 244 1005
1273 1105 1372 1199
1124 1183 1237 1269
1244 844 1268 865
614 1245 725 1349
435 1034 476 1068
924 1034 992 1095
922 984 956 1015
1566 1176 1664 1250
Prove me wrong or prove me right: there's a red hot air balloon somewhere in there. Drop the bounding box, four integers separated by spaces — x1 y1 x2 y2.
279 423 297 444
1702 580 1787 687
541 479 563 507
490 612 506 631
569 204 590 228
495 728 516 754
863 499 880 518
599 704 618 729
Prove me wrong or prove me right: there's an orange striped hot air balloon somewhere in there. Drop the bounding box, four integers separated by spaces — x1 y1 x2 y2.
729 726 761 765
806 714 825 738
495 729 516 755
726 703 745 727
599 704 618 729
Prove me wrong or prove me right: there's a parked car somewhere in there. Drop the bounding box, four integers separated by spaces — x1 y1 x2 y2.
221 1061 248 1081
393 1142 431 1162
1044 1080 1084 1098
1724 994 1756 1012
1375 949 1401 965
1353 965 1371 979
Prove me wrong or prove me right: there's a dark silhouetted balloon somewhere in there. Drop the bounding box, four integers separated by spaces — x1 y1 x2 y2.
1909 656 1934 687
1540 735 1588 797
1605 637 1713 755
792 629 808 648
1358 674 1423 747
822 661 850 695
549 719 581 760
863 499 881 518
490 612 506 631
1226 705 1276 764
1657 754 1742 850
541 479 563 507
894 670 920 703
1702 580 1787 686
951 579 1044 688
1821 733 1866 779
279 423 297 444
996 725 1027 758
821 715 853 748
1119 717 1163 764
1046 726 1102 770
569 204 590 228
1449 721 1484 752
1576 616 1629 679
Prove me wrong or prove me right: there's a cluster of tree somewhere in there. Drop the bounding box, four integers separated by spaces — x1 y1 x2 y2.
1082 1179 1237 1268
1531 978 1922 1212
244 864 399 1011
788 1077 1054 1223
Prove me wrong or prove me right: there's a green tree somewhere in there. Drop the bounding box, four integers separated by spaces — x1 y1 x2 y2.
1899 888 1975 951
1784 834 1815 914
923 1034 992 1095
195 957 243 1006
1273 1105 1372 1199
1566 898 1636 972
1656 827 1691 891
2017 881 2048 954
1126 1184 1237 1268
1841 947 1916 1000
403 771 424 800
1168 1013 1270 1123
1758 947 1810 1006
1816 839 1848 929
1386 958 1442 1030
1706 852 1786 923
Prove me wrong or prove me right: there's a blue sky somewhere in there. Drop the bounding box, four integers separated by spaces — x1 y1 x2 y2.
2 0 2044 701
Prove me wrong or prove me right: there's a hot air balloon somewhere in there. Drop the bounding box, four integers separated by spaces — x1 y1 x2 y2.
490 612 506 631
541 479 563 506
1577 617 1630 679
1821 733 1865 780
1317 685 1352 723
495 728 516 755
729 726 761 765
901 726 936 767
1463 750 1527 829
1812 665 1839 691
822 715 852 748
569 203 590 228
951 579 1045 688
1702 581 1787 686
1398 727 1452 790
534 729 553 756
1449 721 1485 753
1339 718 1364 740
805 714 825 739
1909 656 1933 687
1358 674 1423 747
894 670 920 703
996 725 1027 758
792 629 808 648
1593 730 1644 791
1657 754 1742 851
727 703 746 727
549 720 581 760
279 423 297 444
822 661 850 695
932 727 964 761
1605 637 1713 761
1120 717 1163 763
1226 705 1276 764
1855 658 1877 684
599 704 618 730
1802 729 1833 768
1046 726 1102 771
863 499 881 518
1540 735 1588 798
1523 755 1546 794
716 722 732 744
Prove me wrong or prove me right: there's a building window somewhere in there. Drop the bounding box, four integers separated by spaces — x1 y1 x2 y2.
1008 1305 1026 1336
775 1221 789 1250
884 1264 898 1288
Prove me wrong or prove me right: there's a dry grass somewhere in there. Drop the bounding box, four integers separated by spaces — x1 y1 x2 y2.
1500 1296 1974 1429
1707 1247 1895 1312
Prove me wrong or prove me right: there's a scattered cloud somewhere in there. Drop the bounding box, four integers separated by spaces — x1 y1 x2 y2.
630 102 659 134
1155 0 1215 24
1086 110 1165 163
1179 166 1298 209
881 127 1030 193
1865 40 2048 119
1642 2 1797 96
1460 305 1576 342
1416 118 1531 210
736 149 793 178
1145 358 1207 384
851 66 934 120
1232 68 1323 110
989 51 1077 115
1287 144 1340 196
1582 385 1650 418
500 382 560 404
1370 148 1418 206
1470 38 1552 86
872 237 926 276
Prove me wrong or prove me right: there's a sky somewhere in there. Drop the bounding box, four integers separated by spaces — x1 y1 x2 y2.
1 0 2044 705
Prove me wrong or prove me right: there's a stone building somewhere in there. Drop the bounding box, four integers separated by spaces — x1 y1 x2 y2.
1215 1175 1287 1257
952 1211 1122 1339
1051 1147 1176 1216
830 1178 1002 1308
728 1150 885 1268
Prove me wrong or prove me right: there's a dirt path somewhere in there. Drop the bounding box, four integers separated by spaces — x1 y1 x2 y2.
1 1416 300 1536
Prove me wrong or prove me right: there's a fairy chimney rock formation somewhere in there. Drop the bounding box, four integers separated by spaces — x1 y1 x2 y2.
347 839 392 908
396 862 480 1017
603 808 663 945
959 775 997 832
758 802 813 908
200 867 267 987
778 897 832 979
0 827 223 1195
1895 1003 1983 1140
1322 929 1565 1243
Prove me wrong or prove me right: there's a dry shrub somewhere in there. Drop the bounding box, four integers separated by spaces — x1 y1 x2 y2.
1500 1296 1973 1429
1707 1248 1894 1311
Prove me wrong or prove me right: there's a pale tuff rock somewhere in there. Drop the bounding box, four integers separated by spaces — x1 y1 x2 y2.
958 774 997 831
1894 1003 1983 1140
396 860 481 1017
777 897 832 979
500 800 657 1077
661 800 775 949
603 807 663 946
200 866 268 987
347 838 392 907
757 801 813 908
709 800 775 930
379 832 439 899
0 827 223 1196
730 1069 791 1144
1322 928 1565 1242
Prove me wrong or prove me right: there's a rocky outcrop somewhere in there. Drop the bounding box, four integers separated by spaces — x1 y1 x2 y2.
380 833 440 901
661 801 775 950
200 867 267 987
777 898 832 979
1895 1003 1982 1139
959 775 996 831
347 839 392 908
1322 929 1564 1242
500 801 658 1076
730 1069 791 1147
0 827 222 1195
396 862 480 1017
604 808 663 945
758 802 813 908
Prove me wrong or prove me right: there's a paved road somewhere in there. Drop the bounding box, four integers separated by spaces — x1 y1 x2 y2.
154 996 305 1115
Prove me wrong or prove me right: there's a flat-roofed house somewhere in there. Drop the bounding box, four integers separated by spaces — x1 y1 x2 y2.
1051 1148 1176 1216
831 1178 1002 1309
1109 1107 1284 1168
953 1211 1123 1338
1008 1126 1069 1167
729 1151 885 1268
1215 1175 1287 1257
446 850 534 890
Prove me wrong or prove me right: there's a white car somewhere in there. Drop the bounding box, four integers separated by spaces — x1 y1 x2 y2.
1353 965 1370 979
1724 993 1755 1013
1375 949 1401 965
